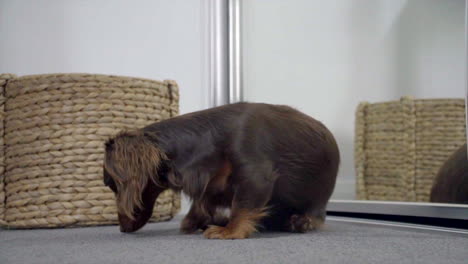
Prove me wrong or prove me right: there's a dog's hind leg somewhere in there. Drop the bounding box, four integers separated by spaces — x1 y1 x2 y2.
286 207 326 233
257 201 294 232
258 200 325 233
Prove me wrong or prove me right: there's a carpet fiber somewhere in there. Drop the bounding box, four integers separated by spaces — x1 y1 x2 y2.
1 216 467 264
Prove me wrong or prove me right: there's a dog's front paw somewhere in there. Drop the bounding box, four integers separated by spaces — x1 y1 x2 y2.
203 225 249 239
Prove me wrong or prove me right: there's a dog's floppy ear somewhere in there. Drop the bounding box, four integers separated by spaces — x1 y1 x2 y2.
104 131 167 219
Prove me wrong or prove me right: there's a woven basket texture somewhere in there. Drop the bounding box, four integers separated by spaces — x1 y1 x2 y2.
355 96 466 202
0 73 181 228
0 74 17 226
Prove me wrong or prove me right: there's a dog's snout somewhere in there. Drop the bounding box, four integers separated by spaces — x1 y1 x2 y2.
119 220 143 233
118 212 151 233
120 224 137 233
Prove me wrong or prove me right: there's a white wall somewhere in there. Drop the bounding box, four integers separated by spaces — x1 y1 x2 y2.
1 0 465 210
242 0 466 199
0 0 209 213
0 0 208 115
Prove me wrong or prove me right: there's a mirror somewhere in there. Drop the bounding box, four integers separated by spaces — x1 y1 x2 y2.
239 0 467 209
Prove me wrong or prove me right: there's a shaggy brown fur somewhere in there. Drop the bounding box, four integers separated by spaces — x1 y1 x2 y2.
104 130 167 220
430 143 468 204
103 102 340 239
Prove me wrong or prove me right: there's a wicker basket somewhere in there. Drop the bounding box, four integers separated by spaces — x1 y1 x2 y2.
355 96 466 202
0 74 16 226
0 73 181 228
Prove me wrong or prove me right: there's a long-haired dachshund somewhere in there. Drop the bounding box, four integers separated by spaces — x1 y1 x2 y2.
103 102 340 239
430 143 468 204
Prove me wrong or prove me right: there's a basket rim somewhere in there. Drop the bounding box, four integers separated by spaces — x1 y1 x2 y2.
363 97 465 106
4 73 175 86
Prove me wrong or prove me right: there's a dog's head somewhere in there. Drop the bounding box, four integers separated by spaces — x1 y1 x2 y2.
103 130 168 233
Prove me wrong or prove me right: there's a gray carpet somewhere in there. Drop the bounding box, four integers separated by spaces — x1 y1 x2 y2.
1 216 467 264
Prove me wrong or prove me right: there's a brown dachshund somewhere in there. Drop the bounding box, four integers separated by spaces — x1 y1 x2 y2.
430 143 468 204
103 102 340 239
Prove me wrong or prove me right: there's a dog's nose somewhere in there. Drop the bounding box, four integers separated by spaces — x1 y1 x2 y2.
118 217 138 233
118 210 152 233
118 213 138 233
119 218 146 233
120 225 135 233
